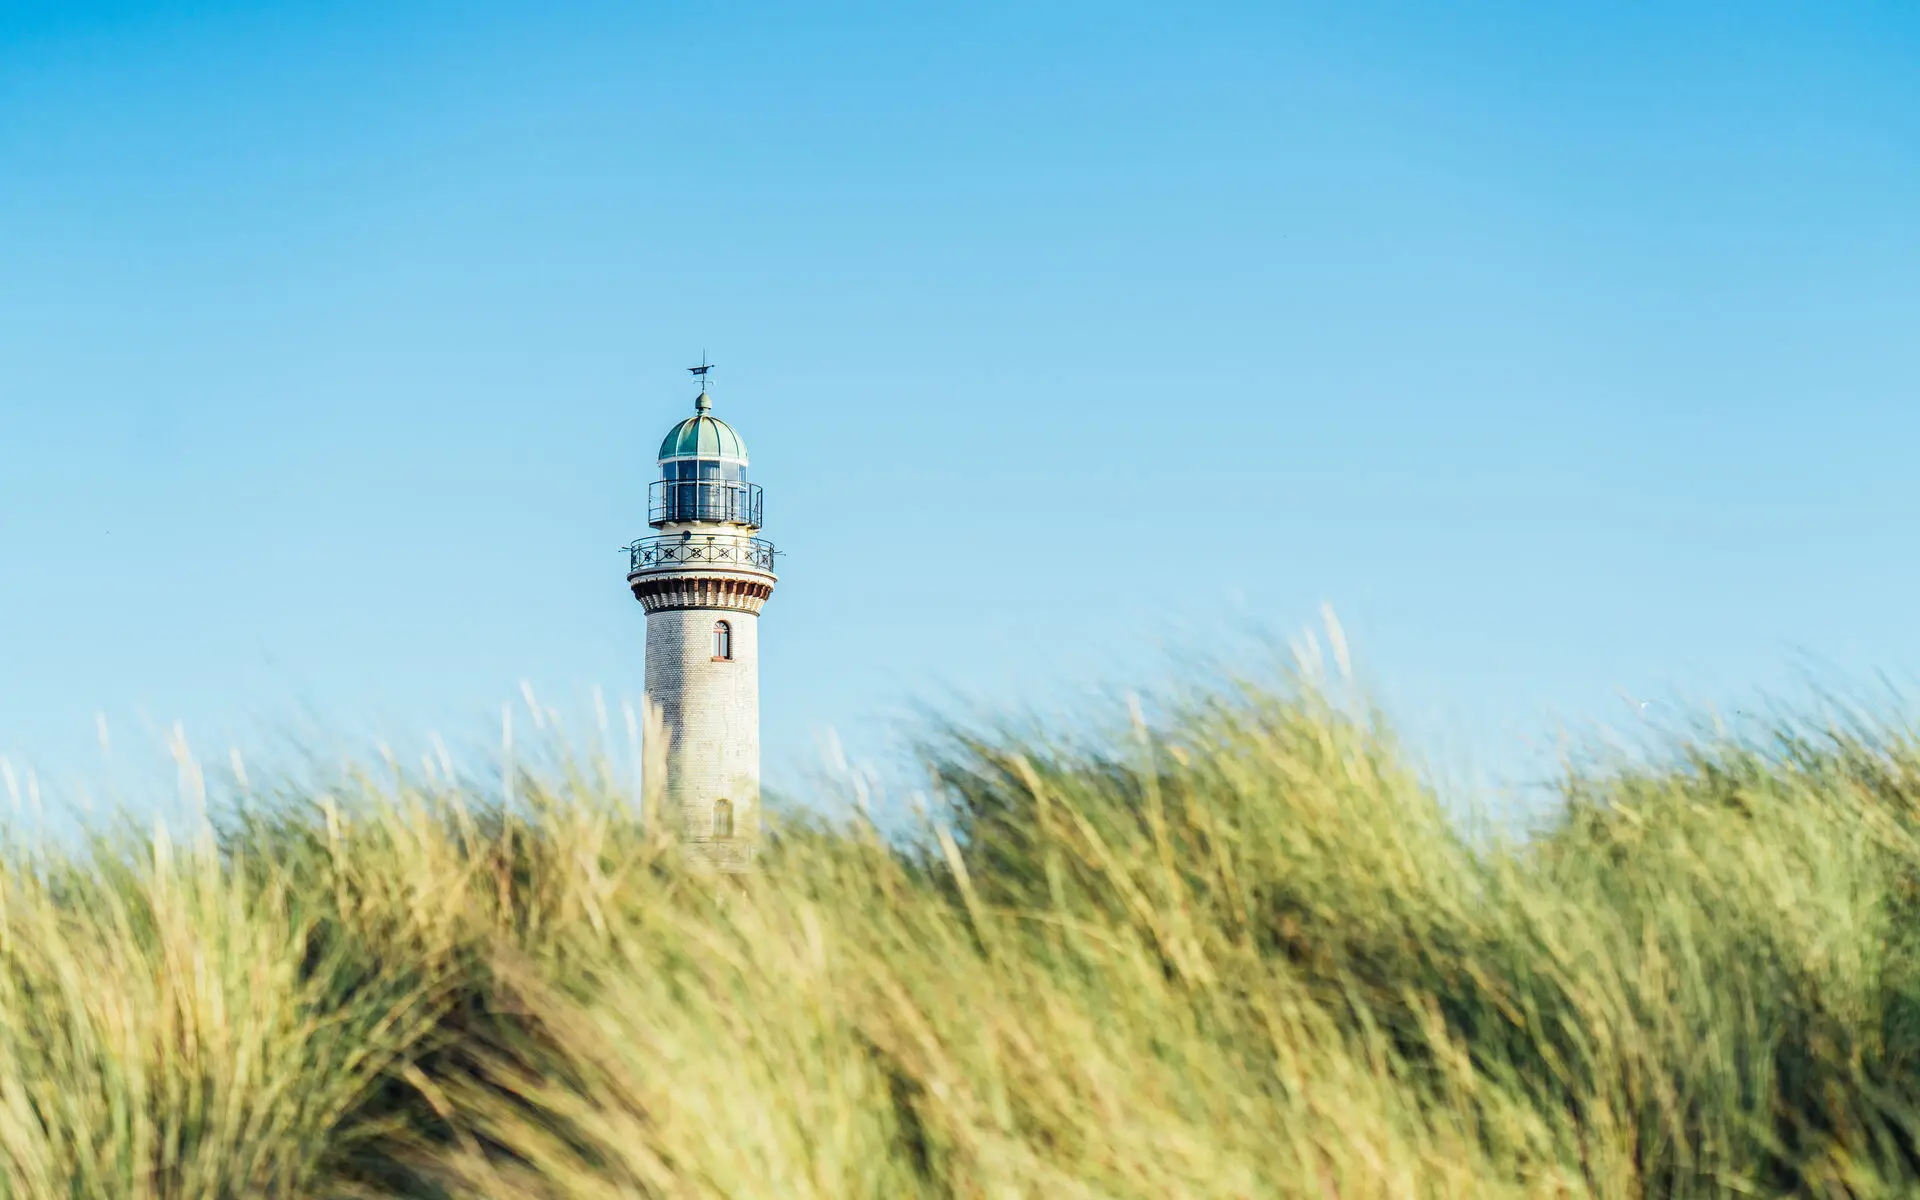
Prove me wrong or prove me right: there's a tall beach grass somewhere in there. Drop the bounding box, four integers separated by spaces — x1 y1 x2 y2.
4 663 1920 1196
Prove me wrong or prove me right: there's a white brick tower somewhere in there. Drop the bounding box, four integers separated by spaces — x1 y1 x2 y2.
627 374 777 871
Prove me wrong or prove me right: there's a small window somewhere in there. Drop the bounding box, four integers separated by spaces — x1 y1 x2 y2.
713 798 734 838
713 620 732 660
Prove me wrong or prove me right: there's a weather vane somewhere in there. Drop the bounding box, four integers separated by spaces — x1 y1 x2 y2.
688 353 714 387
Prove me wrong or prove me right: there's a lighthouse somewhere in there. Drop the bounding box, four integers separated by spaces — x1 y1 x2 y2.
627 370 777 871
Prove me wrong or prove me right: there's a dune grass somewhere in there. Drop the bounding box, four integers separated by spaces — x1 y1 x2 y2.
5 669 1920 1196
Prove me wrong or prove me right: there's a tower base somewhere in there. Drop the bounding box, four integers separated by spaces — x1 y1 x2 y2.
684 840 756 873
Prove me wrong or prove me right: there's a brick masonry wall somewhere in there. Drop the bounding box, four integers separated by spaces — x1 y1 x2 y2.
644 604 761 847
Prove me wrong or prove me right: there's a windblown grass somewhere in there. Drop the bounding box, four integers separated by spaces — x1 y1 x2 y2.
6 669 1920 1196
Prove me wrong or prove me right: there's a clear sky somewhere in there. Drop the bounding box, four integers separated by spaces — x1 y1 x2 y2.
3 2 1918 810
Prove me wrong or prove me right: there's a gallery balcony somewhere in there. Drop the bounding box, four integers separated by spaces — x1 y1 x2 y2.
626 535 778 576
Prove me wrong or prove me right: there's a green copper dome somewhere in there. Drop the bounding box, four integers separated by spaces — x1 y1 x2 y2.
657 393 748 462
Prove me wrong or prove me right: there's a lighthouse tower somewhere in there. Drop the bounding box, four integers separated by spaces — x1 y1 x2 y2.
627 375 777 871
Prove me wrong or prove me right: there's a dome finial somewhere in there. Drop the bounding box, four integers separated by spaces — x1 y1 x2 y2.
688 354 715 412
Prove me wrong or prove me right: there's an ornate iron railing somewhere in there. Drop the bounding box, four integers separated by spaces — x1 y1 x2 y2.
648 479 763 528
627 535 778 574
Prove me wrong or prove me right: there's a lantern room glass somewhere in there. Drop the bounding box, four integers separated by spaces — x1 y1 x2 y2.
650 457 761 527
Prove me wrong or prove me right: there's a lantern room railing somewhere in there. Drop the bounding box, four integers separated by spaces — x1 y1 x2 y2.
648 479 763 528
627 535 778 574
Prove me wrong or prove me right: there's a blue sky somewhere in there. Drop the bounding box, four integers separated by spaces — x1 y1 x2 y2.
3 1 1918 809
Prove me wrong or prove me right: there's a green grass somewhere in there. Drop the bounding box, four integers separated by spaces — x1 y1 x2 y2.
7 666 1920 1197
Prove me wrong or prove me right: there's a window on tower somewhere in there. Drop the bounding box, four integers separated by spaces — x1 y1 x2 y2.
713 798 734 838
713 620 733 660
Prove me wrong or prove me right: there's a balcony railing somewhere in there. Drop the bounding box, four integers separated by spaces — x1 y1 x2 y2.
627 535 778 574
648 479 763 528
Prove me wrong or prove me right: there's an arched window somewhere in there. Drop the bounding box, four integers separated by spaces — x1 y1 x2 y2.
713 620 733 660
713 798 734 838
